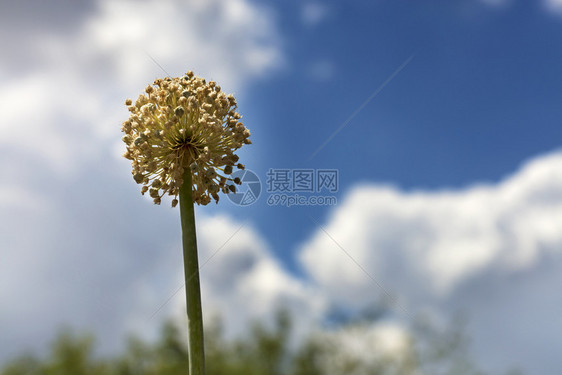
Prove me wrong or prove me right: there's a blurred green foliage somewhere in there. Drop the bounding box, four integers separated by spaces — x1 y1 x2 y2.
1 311 521 375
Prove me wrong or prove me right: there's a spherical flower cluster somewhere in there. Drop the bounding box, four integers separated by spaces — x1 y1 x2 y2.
121 71 251 206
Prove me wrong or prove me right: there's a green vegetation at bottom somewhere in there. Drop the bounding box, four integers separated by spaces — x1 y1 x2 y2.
1 311 522 375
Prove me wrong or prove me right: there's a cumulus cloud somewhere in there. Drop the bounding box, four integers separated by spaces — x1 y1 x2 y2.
168 215 327 339
0 173 322 361
300 151 562 301
299 150 562 373
0 0 285 363
83 0 282 91
0 0 282 171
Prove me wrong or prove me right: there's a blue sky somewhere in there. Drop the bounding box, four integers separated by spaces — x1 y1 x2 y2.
1 0 562 374
225 0 562 270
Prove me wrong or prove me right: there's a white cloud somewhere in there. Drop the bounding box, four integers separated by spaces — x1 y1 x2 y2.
0 182 324 360
0 0 287 347
300 151 562 300
169 215 327 339
0 72 103 172
83 0 282 91
299 150 562 373
0 0 287 362
0 0 282 172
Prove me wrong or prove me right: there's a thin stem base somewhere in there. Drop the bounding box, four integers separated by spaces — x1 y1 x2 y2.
179 169 205 375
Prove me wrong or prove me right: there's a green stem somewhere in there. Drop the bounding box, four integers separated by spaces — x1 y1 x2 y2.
179 168 206 375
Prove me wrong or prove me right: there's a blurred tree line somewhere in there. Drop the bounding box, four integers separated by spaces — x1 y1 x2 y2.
1 311 522 375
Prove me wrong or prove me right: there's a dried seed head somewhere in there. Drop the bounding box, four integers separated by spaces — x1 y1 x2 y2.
121 71 251 206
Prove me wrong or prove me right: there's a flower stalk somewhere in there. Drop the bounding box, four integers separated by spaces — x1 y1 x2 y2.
179 167 205 375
